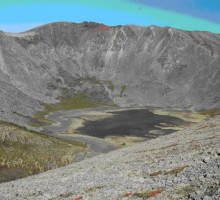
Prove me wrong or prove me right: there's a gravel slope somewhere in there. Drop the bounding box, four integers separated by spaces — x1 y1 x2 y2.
0 116 219 200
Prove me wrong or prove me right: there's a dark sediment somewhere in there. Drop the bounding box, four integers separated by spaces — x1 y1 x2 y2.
77 109 187 138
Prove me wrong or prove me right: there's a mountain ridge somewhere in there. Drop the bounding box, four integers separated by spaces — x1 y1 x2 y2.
4 21 220 35
0 21 219 127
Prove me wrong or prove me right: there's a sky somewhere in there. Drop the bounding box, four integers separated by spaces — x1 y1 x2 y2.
0 0 220 33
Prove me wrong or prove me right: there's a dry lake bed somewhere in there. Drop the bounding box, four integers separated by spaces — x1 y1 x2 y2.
41 107 206 156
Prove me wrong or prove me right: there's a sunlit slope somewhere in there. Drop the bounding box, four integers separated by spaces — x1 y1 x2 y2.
0 22 219 127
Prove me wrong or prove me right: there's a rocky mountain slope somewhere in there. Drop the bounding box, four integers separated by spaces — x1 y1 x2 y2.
0 120 88 183
0 22 220 127
0 115 219 200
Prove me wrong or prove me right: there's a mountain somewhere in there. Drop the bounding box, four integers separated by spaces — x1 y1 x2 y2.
0 22 219 127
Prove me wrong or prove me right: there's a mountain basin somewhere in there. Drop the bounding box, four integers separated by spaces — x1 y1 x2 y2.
41 107 204 156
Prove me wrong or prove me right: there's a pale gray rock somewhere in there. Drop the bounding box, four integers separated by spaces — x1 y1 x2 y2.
0 22 220 126
0 114 219 200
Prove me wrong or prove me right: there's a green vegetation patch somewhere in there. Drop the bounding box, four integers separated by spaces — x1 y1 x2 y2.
93 78 101 85
85 186 104 193
0 121 88 183
110 84 115 92
107 81 115 92
120 85 126 97
45 93 102 112
27 121 52 128
29 93 106 127
199 108 220 117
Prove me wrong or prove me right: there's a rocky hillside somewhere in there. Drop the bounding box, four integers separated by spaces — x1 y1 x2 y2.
0 121 88 183
0 22 220 127
0 115 219 200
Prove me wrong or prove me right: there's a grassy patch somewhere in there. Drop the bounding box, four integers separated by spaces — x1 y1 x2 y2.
150 170 162 176
107 81 115 92
56 137 87 148
105 136 145 147
85 186 104 193
133 189 163 198
110 84 115 92
199 108 220 117
159 143 179 150
0 121 88 183
153 109 207 123
110 85 115 92
27 121 51 128
173 185 199 199
29 93 107 128
45 93 102 112
164 166 188 175
120 85 126 97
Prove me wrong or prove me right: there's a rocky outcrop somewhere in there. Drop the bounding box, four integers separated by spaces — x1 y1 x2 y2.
0 115 219 199
0 22 220 126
